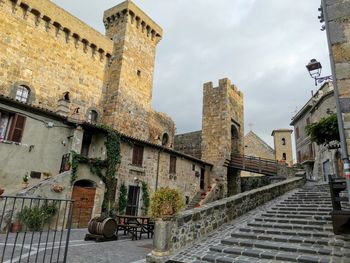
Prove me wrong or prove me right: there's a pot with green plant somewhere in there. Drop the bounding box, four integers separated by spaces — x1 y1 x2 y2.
150 187 184 257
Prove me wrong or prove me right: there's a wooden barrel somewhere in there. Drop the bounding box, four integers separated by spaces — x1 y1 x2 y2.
88 217 117 238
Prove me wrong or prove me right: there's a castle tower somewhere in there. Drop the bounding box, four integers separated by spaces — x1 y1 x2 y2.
201 78 244 197
102 1 163 139
272 129 293 166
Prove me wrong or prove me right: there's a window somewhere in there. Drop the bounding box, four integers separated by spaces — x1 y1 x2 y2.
162 133 169 146
297 151 301 163
63 91 70 101
88 110 98 123
80 132 92 157
132 145 144 167
0 110 26 142
282 153 286 160
281 138 286 145
296 126 300 139
15 85 30 103
306 117 310 126
192 164 195 171
169 155 176 174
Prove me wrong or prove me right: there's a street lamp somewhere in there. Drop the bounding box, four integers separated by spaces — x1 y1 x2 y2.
305 59 332 86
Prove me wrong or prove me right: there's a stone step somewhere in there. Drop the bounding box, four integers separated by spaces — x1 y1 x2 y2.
255 217 329 225
261 213 331 221
231 231 350 248
279 201 332 205
220 238 348 257
199 250 284 263
247 221 333 232
205 244 343 263
266 210 330 216
239 226 333 238
271 207 331 212
276 204 332 208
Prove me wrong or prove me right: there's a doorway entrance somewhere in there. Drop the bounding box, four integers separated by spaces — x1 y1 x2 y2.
71 180 96 228
200 168 205 190
126 185 140 216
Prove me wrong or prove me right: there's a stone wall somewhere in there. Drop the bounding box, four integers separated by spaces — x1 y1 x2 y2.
147 177 305 262
201 78 244 196
0 0 112 120
325 0 350 154
174 131 202 159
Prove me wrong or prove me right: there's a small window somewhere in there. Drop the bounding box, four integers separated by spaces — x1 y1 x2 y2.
281 138 286 145
132 145 144 167
63 91 70 101
0 110 26 143
306 117 310 126
296 126 300 139
192 164 195 171
170 155 176 174
80 132 92 157
297 151 301 163
88 110 98 123
162 133 169 146
282 153 286 160
15 85 30 103
137 70 141 77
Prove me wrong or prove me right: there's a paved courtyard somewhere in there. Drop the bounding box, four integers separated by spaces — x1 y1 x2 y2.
0 228 152 263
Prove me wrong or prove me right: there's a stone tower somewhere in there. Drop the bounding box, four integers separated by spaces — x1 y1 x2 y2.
102 1 174 142
201 78 244 197
272 129 293 166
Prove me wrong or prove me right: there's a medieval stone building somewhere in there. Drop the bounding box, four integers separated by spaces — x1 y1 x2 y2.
0 0 245 224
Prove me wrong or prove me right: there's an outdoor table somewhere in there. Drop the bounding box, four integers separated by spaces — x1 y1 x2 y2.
116 215 154 240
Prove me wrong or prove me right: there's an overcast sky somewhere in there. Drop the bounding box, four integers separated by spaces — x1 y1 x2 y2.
52 0 330 151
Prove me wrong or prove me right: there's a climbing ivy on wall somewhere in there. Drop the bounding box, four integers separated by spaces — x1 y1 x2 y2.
118 183 128 215
70 125 121 216
141 181 150 215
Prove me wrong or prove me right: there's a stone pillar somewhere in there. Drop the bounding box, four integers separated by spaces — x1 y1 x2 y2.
146 220 172 263
70 126 84 153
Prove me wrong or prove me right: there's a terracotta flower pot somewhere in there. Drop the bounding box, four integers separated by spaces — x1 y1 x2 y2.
0 188 4 196
11 222 22 233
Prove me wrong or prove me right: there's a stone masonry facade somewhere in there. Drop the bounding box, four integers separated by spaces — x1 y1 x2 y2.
326 0 350 156
0 0 174 145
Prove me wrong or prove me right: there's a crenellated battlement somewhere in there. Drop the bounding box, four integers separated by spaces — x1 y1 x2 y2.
5 0 113 59
203 78 243 98
103 0 162 43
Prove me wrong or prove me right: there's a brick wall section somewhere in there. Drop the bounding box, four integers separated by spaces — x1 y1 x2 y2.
169 177 305 252
174 131 202 159
0 0 112 119
325 0 350 154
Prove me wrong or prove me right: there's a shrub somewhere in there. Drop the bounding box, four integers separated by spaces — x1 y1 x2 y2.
17 201 58 231
150 187 184 219
118 183 128 215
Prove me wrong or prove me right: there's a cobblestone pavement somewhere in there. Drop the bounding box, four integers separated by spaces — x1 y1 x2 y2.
170 183 350 263
0 228 152 263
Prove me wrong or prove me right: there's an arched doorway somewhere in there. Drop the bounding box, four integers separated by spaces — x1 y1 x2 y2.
71 180 96 228
227 124 240 196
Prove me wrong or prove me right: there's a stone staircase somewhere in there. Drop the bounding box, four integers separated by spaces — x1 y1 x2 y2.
186 192 202 210
194 184 350 263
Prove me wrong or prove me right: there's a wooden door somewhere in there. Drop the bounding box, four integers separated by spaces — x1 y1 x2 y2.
71 186 96 228
126 186 140 216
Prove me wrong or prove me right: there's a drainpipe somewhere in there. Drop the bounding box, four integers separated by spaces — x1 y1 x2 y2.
322 0 350 203
155 149 161 191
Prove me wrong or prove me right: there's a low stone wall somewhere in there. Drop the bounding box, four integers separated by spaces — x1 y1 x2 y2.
147 177 305 262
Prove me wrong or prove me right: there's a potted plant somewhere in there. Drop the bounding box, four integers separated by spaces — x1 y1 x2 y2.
22 175 29 189
150 187 184 219
11 214 22 233
150 188 184 257
0 187 4 196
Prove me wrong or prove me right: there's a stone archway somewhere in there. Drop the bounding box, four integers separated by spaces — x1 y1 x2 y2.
227 124 241 196
71 179 97 228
